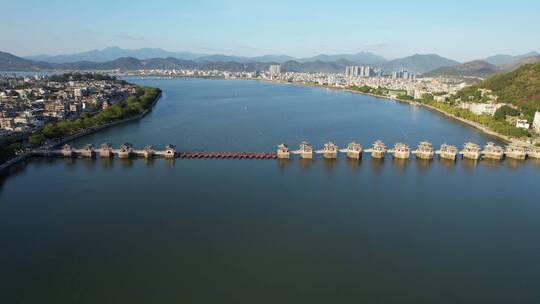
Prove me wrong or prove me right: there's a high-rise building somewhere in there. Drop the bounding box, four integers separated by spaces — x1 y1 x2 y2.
345 66 378 77
345 66 358 77
269 65 281 76
363 66 374 77
392 69 416 80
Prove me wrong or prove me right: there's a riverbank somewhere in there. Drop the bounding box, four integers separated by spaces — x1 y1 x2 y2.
0 89 162 173
342 88 522 144
114 73 537 147
252 78 535 146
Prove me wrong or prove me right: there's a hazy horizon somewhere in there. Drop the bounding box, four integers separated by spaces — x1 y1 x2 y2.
17 46 540 63
2 0 540 62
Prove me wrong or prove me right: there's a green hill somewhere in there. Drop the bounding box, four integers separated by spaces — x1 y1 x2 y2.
479 61 540 117
420 62 540 139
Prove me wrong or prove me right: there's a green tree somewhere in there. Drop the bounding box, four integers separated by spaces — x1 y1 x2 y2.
28 133 46 145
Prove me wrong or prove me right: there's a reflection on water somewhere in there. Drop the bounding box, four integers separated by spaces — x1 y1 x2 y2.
62 157 76 166
2 77 540 304
99 157 114 170
298 158 312 171
143 157 155 166
460 158 479 171
13 155 540 172
505 158 525 170
391 158 409 172
528 158 540 168
415 158 431 173
481 158 502 170
345 158 360 170
276 159 289 171
438 158 456 171
10 153 540 176
164 158 176 168
322 158 337 172
369 157 384 174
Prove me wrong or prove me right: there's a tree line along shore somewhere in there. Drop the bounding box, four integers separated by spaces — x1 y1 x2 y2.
0 86 161 166
344 62 540 146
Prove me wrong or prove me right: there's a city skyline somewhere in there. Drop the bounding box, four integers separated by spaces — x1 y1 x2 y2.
2 0 540 62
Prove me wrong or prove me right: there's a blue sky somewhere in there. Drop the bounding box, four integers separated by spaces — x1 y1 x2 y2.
2 0 539 61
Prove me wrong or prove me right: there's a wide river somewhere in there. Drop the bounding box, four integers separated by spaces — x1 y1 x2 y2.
1 78 540 303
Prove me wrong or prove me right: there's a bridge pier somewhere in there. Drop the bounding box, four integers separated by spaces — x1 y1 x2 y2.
117 143 133 159
61 144 73 157
100 143 113 158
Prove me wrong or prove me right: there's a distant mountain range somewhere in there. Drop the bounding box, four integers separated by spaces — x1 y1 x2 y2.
499 55 540 72
379 54 459 74
297 52 386 64
423 60 500 78
2 48 539 76
0 51 355 73
4 48 464 74
25 47 203 63
0 51 56 71
24 47 387 65
424 54 540 78
483 51 540 66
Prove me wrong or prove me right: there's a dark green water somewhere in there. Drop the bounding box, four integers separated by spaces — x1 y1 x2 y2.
1 78 540 303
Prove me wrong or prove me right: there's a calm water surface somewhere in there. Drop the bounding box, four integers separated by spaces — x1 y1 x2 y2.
1 78 540 303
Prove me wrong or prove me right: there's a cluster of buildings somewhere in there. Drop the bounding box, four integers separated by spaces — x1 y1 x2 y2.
114 67 465 105
392 70 416 80
268 65 281 77
457 89 501 115
344 66 382 78
515 111 540 133
456 89 540 133
0 74 138 136
108 66 540 137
